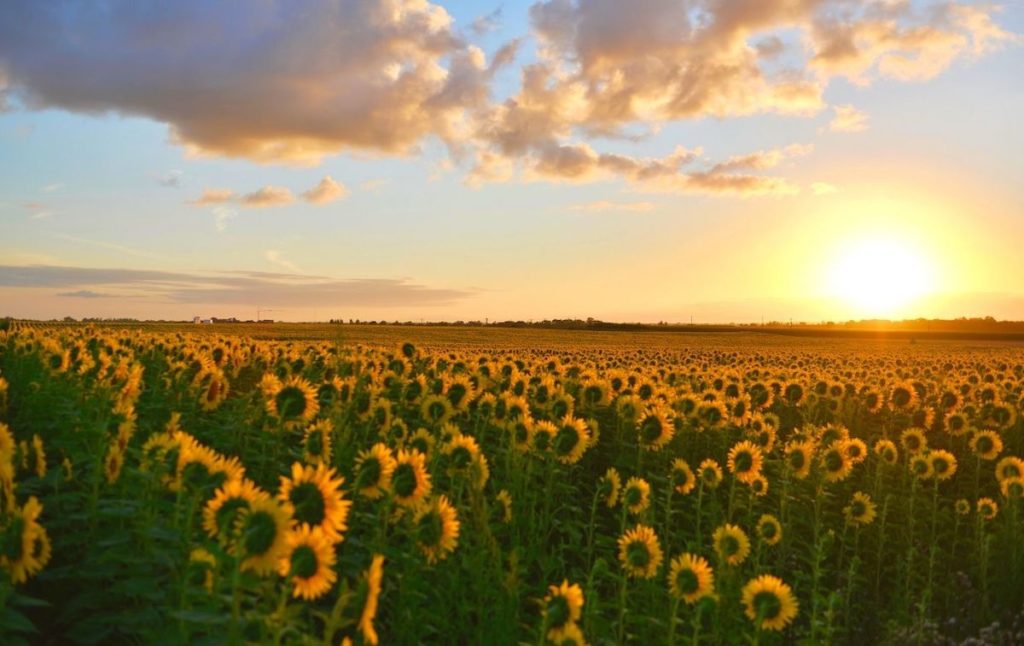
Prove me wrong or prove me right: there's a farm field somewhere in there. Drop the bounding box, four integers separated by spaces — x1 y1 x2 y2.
1 321 1023 644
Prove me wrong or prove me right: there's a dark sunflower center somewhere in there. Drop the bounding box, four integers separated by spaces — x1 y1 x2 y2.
275 386 308 420
721 535 740 556
584 385 603 404
1 517 26 560
216 497 251 535
734 452 753 472
305 431 324 456
546 596 570 628
624 487 642 507
289 482 326 526
676 569 699 594
789 451 806 469
290 545 319 579
976 436 993 453
825 451 843 472
627 542 650 568
427 401 447 421
753 591 782 620
418 511 443 546
851 502 866 517
554 427 579 455
640 417 663 443
450 446 473 469
672 470 689 488
761 523 777 539
533 431 550 451
393 463 417 497
242 511 277 556
357 458 382 489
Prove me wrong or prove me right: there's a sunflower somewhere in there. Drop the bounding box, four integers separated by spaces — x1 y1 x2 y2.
188 548 217 592
969 430 1003 461
414 495 460 564
899 428 928 455
873 439 899 465
843 438 868 465
637 408 674 451
698 459 724 489
667 553 715 604
995 456 1024 482
712 524 750 566
741 574 799 631
354 443 397 499
727 440 763 484
530 420 557 456
420 394 454 427
407 427 436 458
302 419 333 466
495 490 513 524
622 477 651 515
747 474 769 497
543 579 584 642
756 514 782 546
0 496 50 584
977 497 999 521
278 462 350 542
203 478 269 540
358 554 385 645
844 492 877 526
617 524 663 579
909 454 934 480
195 368 230 412
392 449 432 508
278 525 337 600
103 444 124 485
955 498 971 515
235 497 293 575
785 440 815 479
553 415 590 464
928 449 957 481
598 468 621 508
889 382 918 412
265 375 320 429
669 459 696 495
944 411 970 436
820 444 853 483
1000 476 1024 500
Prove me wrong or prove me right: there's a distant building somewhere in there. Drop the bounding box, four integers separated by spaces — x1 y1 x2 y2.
193 316 201 324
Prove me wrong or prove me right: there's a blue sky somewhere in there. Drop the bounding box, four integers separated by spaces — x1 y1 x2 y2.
1 0 1022 322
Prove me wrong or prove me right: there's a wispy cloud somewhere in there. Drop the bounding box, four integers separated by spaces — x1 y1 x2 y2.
42 182 63 193
155 170 183 188
57 289 116 298
302 176 348 205
265 250 301 273
0 265 473 308
239 185 294 208
828 105 869 133
190 188 235 206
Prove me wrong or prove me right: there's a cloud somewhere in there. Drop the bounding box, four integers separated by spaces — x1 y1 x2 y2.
57 289 115 298
190 188 235 206
0 264 473 308
360 178 390 193
302 176 349 204
239 185 295 208
471 7 503 35
23 202 53 219
42 182 63 193
155 170 183 188
828 105 868 133
0 0 495 165
265 249 301 273
212 206 237 232
568 200 655 212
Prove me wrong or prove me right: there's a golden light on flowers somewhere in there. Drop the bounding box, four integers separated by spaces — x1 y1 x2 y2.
278 462 350 542
392 449 432 507
203 478 268 540
928 449 957 480
844 492 877 526
354 443 397 499
713 523 750 566
698 459 723 489
977 497 999 521
359 554 385 645
637 408 673 451
599 468 621 508
414 495 460 564
0 496 51 584
970 430 1003 461
669 459 696 495
622 476 651 515
278 525 337 600
235 497 293 575
667 553 715 604
756 514 783 546
727 440 763 484
785 439 815 479
820 444 853 483
741 574 799 632
826 237 935 317
900 428 928 455
553 415 590 464
187 548 217 592
264 374 320 428
302 418 333 465
618 524 663 579
543 579 584 642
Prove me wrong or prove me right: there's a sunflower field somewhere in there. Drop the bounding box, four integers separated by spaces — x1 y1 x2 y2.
0 321 1023 644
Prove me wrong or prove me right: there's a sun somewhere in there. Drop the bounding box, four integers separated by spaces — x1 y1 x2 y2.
826 238 935 318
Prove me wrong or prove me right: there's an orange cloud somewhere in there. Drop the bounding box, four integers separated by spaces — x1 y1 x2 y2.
828 105 869 133
302 176 349 205
238 186 295 208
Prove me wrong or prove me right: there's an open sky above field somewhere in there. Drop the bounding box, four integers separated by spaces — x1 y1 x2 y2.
1 0 1022 323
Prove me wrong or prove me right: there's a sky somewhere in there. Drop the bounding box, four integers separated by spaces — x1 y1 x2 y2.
1 0 1022 323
